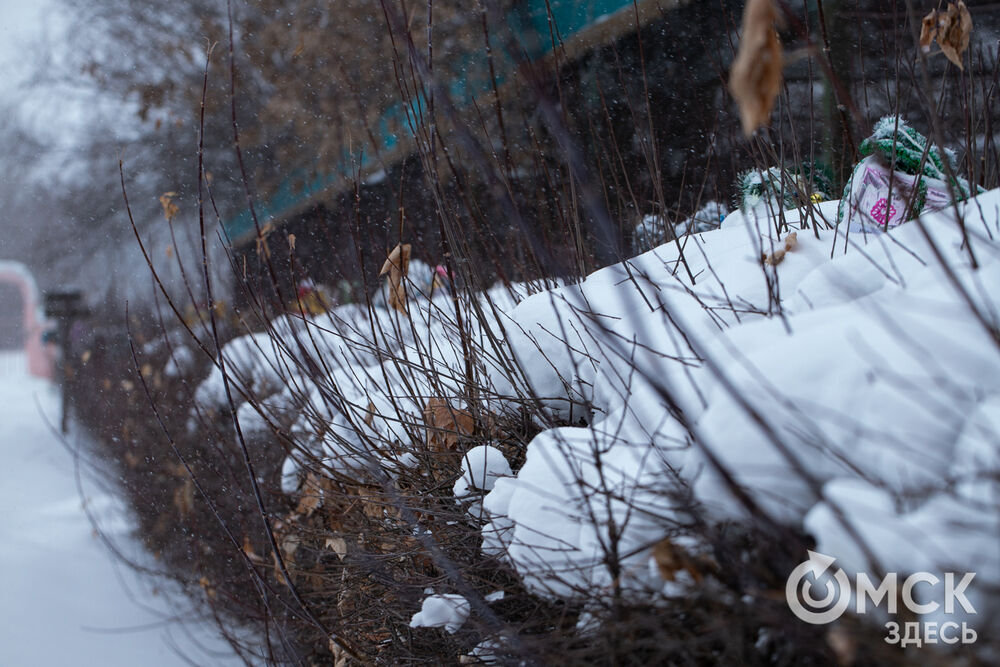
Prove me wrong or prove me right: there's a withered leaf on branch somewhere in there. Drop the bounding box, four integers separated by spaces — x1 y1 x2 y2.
325 536 348 560
158 191 178 222
328 638 349 667
423 398 476 452
379 243 411 313
920 13 936 51
729 0 784 136
652 538 716 582
198 576 217 600
242 535 263 564
255 220 276 258
295 472 324 517
272 519 301 586
920 1 972 69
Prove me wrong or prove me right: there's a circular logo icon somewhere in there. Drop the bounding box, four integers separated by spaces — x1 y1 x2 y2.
786 550 851 625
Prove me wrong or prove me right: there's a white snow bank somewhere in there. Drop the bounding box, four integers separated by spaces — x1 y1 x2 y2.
409 593 470 633
187 185 1000 632
190 278 536 472
453 445 512 497
484 189 1000 616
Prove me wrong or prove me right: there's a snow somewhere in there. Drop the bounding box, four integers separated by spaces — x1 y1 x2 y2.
0 354 239 665
483 188 1000 614
188 185 1000 635
409 593 470 634
162 344 195 379
482 423 669 598
453 445 512 497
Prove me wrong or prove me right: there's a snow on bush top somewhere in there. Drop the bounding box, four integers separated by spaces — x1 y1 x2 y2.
192 188 1000 628
487 189 1000 609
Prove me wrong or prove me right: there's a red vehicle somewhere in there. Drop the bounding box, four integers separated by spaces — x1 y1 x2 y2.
0 261 54 379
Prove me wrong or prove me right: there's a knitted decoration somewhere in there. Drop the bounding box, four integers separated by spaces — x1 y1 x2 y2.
837 115 979 232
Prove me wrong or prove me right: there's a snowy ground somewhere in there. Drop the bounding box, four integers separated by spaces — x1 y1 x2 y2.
0 352 239 666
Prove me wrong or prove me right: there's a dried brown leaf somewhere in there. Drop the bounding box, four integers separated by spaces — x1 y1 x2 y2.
729 0 784 136
159 191 179 222
940 1 972 69
920 10 938 52
255 220 276 258
295 473 324 517
920 2 972 69
763 232 798 266
325 536 348 560
173 477 195 518
423 398 475 452
198 576 217 600
652 538 716 583
328 638 349 667
282 534 299 559
273 532 300 586
653 538 699 582
361 498 384 520
379 243 411 313
242 535 263 564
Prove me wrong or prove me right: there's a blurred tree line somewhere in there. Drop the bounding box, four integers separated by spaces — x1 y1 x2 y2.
15 0 538 302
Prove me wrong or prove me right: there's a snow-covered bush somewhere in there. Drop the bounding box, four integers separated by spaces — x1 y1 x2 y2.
176 186 1000 662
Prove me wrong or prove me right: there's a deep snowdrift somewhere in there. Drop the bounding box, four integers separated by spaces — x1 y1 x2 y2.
486 192 1000 612
193 189 1000 632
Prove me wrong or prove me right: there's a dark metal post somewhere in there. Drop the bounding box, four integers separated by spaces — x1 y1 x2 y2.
43 291 88 433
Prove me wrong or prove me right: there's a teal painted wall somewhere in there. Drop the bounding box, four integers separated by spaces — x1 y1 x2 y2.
224 0 644 244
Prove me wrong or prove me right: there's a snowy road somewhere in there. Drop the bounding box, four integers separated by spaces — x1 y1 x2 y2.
0 353 237 666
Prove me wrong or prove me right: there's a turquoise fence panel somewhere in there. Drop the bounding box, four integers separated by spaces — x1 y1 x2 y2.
224 0 644 244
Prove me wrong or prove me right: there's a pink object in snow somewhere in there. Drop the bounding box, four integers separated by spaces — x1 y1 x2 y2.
844 156 953 233
869 198 897 227
0 261 55 379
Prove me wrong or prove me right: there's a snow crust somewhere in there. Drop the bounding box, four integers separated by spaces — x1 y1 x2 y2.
486 190 1000 608
192 188 1000 632
409 593 470 633
453 445 512 498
